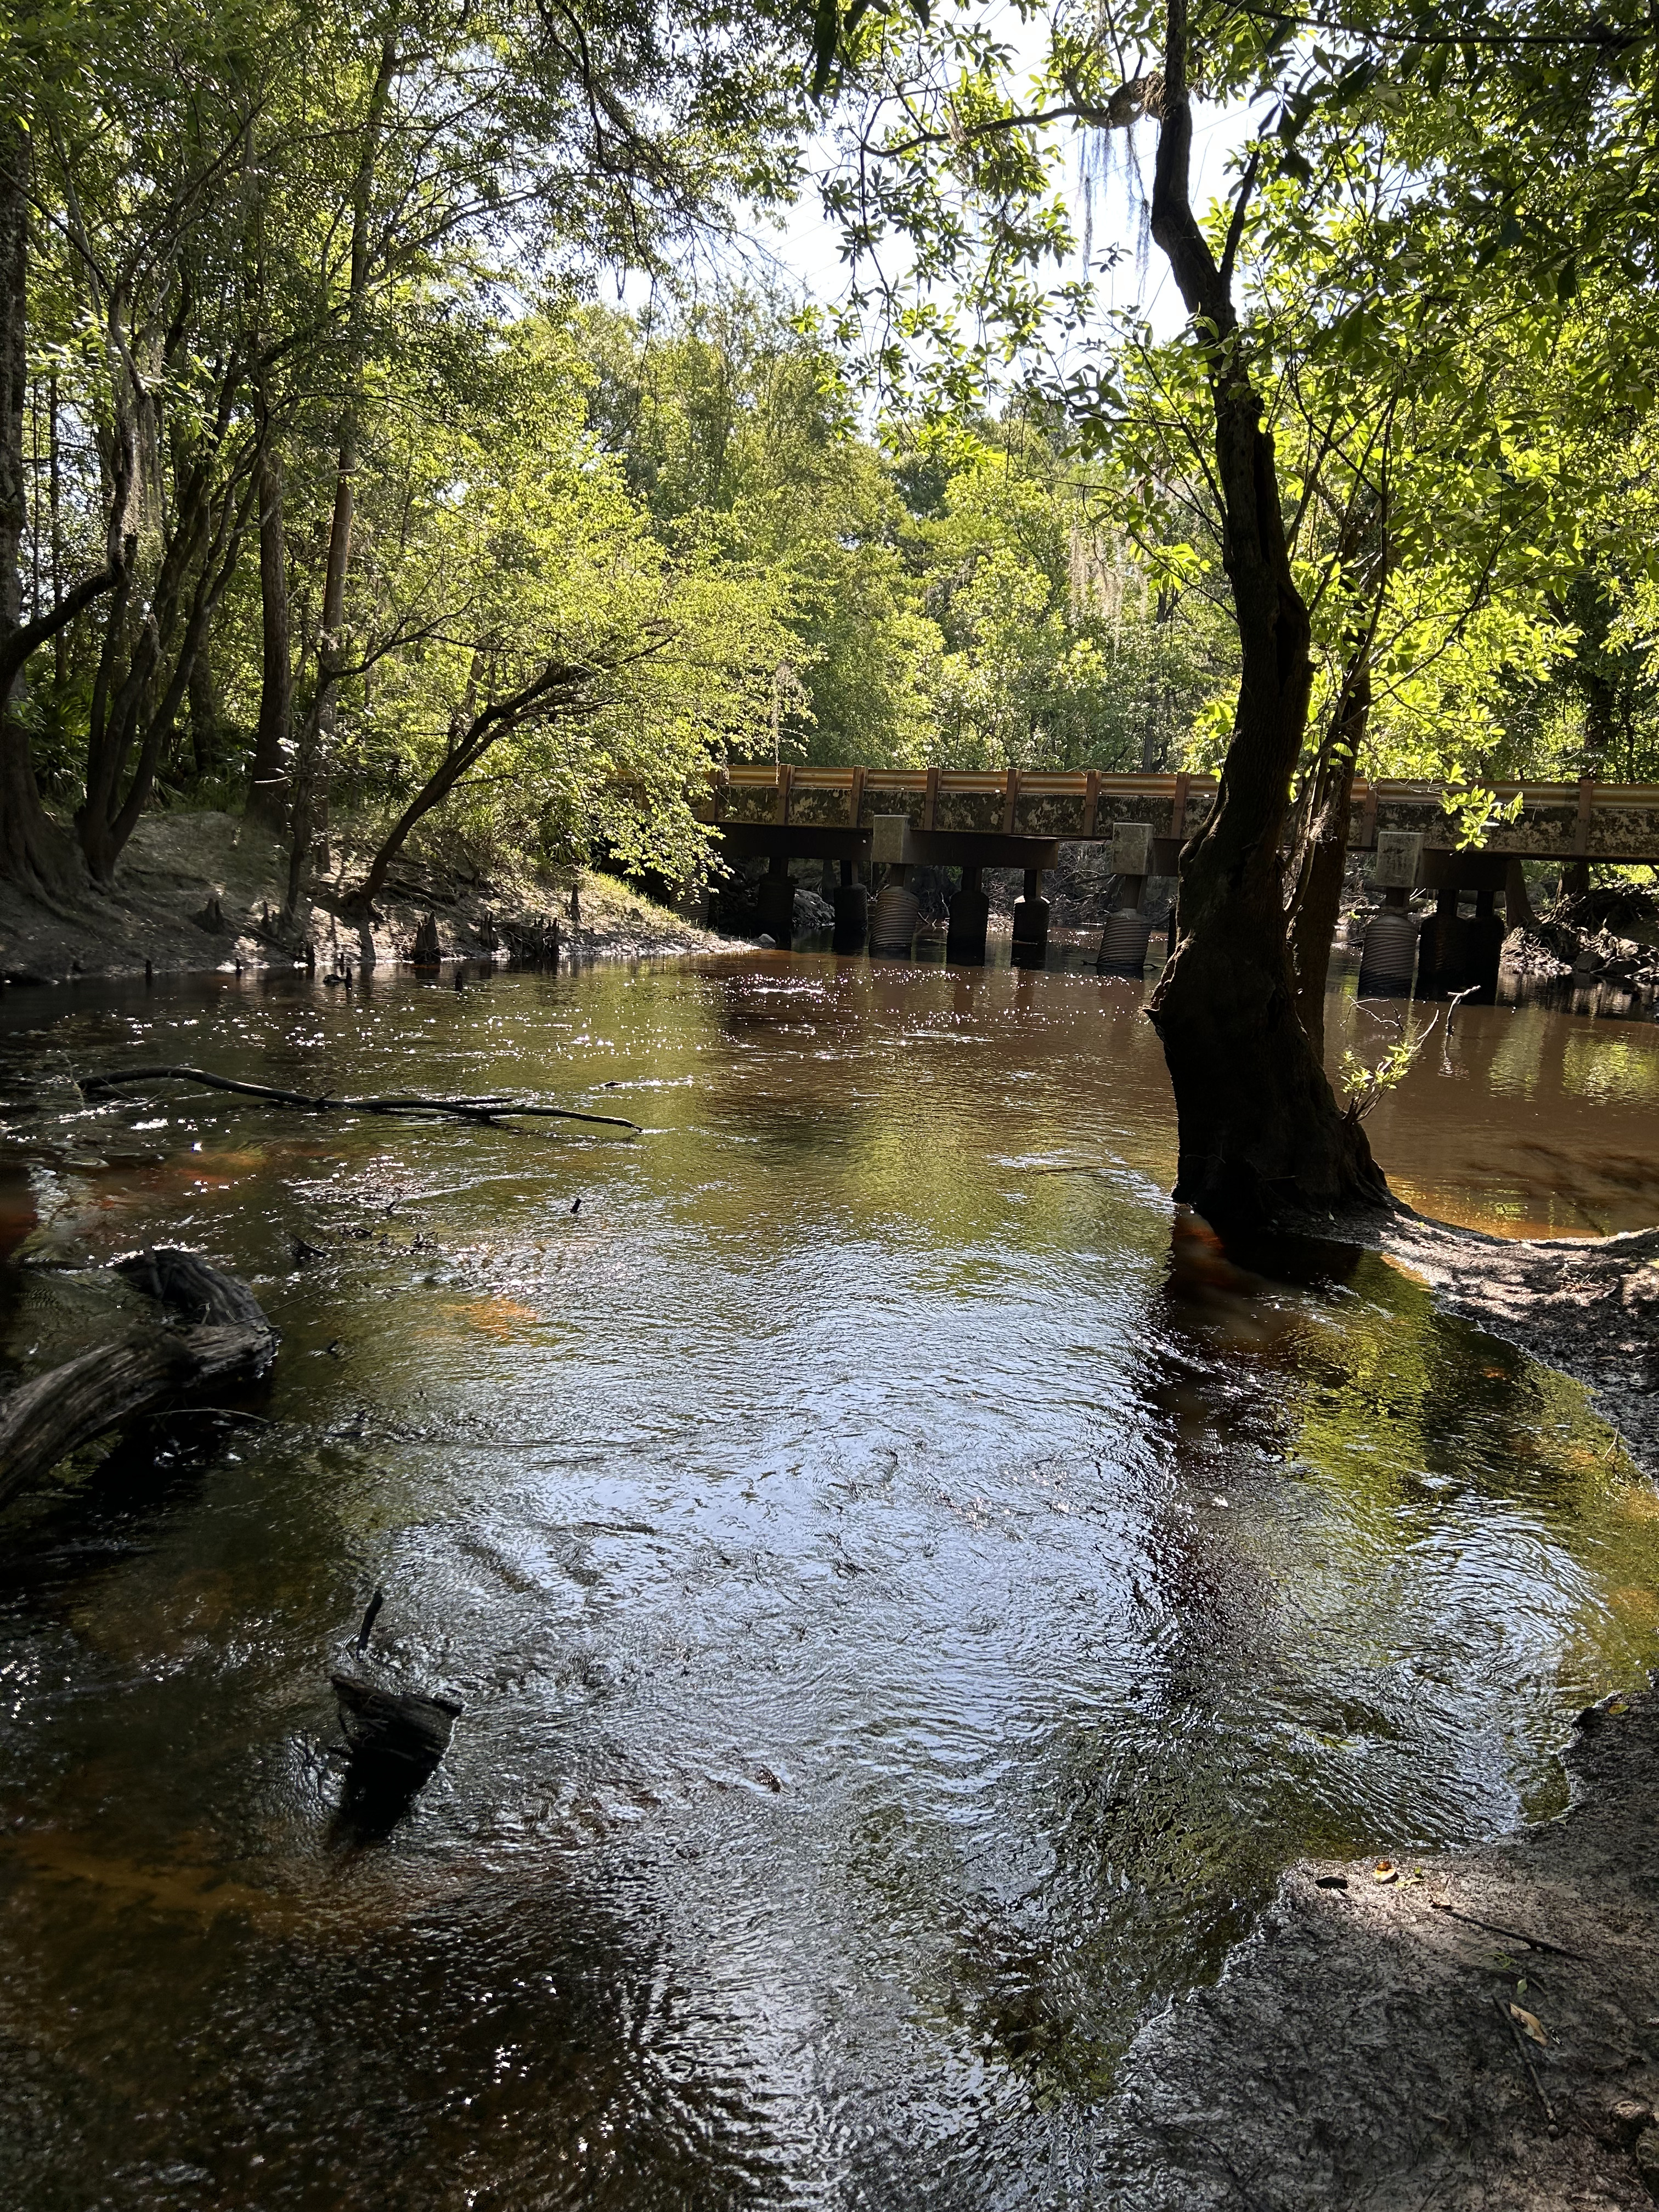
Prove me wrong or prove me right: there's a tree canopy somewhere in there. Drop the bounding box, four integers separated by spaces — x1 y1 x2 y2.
8 0 1659 982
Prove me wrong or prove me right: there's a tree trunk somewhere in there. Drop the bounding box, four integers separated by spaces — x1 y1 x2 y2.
1140 585 1175 772
1286 732 1360 1062
78 482 246 886
1505 856 1539 934
1143 0 1386 1227
1287 647 1371 1061
0 1248 276 1506
351 751 471 912
0 115 81 899
189 647 221 781
347 656 583 911
246 435 292 827
284 445 353 920
283 35 397 927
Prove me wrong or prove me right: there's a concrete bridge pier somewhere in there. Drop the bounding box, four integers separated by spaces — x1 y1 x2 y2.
1465 888 1506 1003
1358 888 1420 997
757 853 794 949
1416 887 1467 998
832 859 868 952
1098 876 1154 973
1097 825 1156 973
1011 870 1049 969
946 865 990 966
1417 883 1504 1001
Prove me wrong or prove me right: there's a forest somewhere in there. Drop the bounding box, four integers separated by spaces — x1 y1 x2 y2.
14 10 1659 2210
5 0 1659 946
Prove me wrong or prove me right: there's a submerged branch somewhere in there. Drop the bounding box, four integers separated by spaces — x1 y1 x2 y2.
76 1065 641 1132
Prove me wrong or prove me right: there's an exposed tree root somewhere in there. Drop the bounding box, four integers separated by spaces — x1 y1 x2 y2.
0 1247 278 1507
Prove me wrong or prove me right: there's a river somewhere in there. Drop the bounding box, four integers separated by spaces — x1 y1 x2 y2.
2 947 1657 2208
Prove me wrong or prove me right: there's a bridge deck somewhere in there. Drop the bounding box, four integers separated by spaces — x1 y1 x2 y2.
700 766 1659 864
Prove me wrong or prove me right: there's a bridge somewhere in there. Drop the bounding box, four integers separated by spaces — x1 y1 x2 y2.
699 764 1659 974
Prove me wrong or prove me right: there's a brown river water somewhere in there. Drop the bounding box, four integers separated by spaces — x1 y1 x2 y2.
2 941 1658 2209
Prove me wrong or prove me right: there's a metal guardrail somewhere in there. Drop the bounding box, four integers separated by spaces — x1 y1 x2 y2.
699 766 1659 862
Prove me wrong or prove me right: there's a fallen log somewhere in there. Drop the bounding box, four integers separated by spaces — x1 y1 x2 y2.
77 1063 640 1132
0 1248 279 1508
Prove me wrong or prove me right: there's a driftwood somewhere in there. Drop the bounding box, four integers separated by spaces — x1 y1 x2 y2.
0 1248 279 1508
78 1063 640 1131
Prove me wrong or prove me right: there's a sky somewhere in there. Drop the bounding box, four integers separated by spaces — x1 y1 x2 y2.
744 95 1252 348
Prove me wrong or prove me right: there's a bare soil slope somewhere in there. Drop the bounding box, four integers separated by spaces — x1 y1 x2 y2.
0 811 724 985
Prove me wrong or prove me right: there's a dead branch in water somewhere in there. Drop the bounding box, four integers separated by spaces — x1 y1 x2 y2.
0 1248 279 1507
76 1064 640 1132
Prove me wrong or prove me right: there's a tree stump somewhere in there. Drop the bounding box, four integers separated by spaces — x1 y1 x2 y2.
330 1672 461 1791
410 910 441 966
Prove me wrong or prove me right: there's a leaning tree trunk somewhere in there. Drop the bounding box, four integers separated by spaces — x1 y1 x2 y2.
1144 0 1386 1227
349 746 471 912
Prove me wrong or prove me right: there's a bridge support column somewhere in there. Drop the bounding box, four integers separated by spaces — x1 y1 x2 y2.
1417 887 1471 999
946 865 990 966
1011 869 1049 969
758 854 794 948
833 858 868 952
1465 887 1505 1003
1097 872 1152 974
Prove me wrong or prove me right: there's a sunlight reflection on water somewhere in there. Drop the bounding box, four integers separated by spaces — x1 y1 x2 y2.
0 951 1655 2208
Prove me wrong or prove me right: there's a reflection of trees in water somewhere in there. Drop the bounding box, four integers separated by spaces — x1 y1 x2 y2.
1357 991 1659 1233
989 1211 1659 2100
891 1220 1338 2092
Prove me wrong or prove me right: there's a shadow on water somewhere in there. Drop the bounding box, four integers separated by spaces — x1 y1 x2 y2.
1 955 1658 2206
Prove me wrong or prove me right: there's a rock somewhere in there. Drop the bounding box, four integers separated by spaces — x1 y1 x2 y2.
792 887 835 933
755 933 776 949
1609 2096 1652 2148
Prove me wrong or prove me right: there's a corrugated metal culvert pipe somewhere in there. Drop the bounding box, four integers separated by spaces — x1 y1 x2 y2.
1097 910 1154 973
1357 908 1419 996
869 883 920 956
